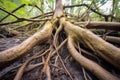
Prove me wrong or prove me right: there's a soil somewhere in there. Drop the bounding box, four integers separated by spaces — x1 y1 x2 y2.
0 37 120 80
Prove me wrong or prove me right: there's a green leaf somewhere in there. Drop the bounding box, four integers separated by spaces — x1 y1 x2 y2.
0 0 18 11
21 0 34 5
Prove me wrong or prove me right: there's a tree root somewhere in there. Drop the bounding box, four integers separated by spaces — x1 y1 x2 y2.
41 46 53 80
63 21 120 69
0 21 53 70
67 36 120 80
53 19 73 80
14 49 50 80
0 62 43 79
1 1 120 79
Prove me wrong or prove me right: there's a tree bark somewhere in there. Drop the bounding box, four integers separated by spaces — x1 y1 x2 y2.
53 0 64 18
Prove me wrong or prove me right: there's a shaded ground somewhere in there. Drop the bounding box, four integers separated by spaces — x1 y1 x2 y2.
0 37 120 80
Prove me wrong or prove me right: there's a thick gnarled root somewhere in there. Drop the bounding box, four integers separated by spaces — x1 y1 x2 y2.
0 21 53 70
67 36 120 80
63 21 120 69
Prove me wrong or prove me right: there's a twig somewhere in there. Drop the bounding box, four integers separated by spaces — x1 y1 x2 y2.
81 48 100 62
12 22 33 30
57 52 74 80
0 7 19 19
77 40 100 64
82 67 88 80
34 5 44 13
51 39 67 56
46 1 53 11
53 25 73 80
19 18 50 22
64 4 117 19
0 11 53 26
25 62 43 72
54 55 59 65
64 55 70 63
86 73 92 80
77 42 88 80
42 46 53 72
0 4 25 22
31 11 53 19
0 64 22 79
0 18 50 26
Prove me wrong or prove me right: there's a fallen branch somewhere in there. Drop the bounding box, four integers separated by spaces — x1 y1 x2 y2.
74 21 120 30
102 36 120 44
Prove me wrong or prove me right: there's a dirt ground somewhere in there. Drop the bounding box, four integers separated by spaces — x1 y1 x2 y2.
0 37 120 80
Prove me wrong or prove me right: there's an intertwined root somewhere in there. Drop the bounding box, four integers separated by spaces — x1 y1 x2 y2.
0 18 120 80
67 36 119 80
1 0 120 79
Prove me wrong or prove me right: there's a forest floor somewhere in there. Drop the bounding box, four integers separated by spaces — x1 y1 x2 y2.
0 37 120 80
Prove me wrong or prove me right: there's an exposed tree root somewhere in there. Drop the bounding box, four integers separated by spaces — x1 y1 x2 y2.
0 62 43 79
67 36 119 80
82 67 88 80
0 21 53 70
41 47 53 80
63 21 120 69
0 38 67 79
40 38 67 80
0 0 120 80
1 16 120 80
14 48 50 80
53 18 74 80
45 65 51 80
42 47 53 73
